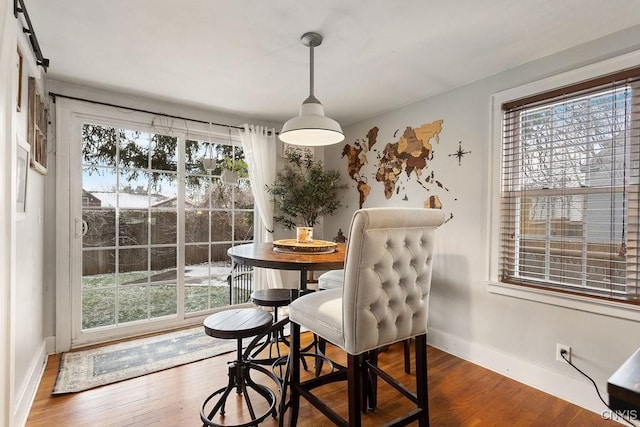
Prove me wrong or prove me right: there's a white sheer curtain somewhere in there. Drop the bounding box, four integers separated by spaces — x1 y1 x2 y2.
238 124 283 289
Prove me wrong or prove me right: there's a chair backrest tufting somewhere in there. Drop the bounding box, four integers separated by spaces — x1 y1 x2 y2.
342 208 445 355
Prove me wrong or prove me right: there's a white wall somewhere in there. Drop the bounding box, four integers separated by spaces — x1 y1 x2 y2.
13 35 47 427
1 3 49 426
1 2 15 425
324 25 640 417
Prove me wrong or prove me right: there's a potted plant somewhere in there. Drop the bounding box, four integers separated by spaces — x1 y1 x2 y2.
219 156 248 185
267 149 347 241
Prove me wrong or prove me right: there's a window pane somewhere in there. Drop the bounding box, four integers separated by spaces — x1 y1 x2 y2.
150 134 178 171
119 247 148 275
150 247 177 279
211 211 232 241
184 244 213 314
119 169 149 203
211 243 232 264
82 124 118 168
185 210 209 244
234 211 254 241
118 284 148 323
186 139 208 175
519 195 585 238
185 244 210 272
186 175 211 207
150 284 177 317
183 244 232 314
82 249 116 289
84 209 116 247
119 209 148 246
151 210 176 244
82 288 115 329
83 166 117 197
119 130 150 169
210 179 232 209
150 172 178 199
236 180 254 209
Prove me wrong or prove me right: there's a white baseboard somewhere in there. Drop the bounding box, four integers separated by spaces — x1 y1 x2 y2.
427 328 608 418
12 337 52 427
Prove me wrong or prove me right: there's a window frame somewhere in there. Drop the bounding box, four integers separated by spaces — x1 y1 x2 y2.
487 50 640 320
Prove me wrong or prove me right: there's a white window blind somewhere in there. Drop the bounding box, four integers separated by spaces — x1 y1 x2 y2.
500 68 640 302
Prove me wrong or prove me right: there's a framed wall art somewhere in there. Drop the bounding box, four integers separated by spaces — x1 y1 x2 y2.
17 140 29 214
27 77 48 174
282 142 314 158
16 48 23 112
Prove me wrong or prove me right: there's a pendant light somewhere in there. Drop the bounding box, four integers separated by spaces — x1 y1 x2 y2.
279 32 344 146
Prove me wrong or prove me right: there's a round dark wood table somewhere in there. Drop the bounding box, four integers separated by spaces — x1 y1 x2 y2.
227 242 346 290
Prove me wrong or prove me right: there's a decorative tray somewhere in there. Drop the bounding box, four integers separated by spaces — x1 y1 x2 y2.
272 239 338 254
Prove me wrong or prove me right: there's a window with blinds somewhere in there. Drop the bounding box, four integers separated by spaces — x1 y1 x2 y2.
500 67 640 302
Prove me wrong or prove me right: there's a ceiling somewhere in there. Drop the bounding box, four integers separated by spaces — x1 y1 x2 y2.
25 0 640 127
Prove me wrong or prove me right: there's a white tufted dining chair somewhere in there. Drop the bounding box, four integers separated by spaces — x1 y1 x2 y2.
317 268 414 376
283 207 445 427
317 268 344 290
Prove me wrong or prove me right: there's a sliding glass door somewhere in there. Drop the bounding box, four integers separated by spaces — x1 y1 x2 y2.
70 116 253 346
183 138 254 313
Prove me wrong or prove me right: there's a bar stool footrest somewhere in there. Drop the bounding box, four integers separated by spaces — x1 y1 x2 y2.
200 361 280 427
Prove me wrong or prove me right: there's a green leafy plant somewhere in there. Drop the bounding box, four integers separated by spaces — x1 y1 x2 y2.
268 150 347 230
219 156 248 176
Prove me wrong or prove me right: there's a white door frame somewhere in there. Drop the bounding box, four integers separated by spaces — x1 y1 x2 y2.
55 99 249 350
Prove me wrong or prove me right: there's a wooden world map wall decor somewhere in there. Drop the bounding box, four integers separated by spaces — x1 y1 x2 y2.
342 120 466 223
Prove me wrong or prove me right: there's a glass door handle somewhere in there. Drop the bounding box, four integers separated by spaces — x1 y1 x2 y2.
75 218 88 238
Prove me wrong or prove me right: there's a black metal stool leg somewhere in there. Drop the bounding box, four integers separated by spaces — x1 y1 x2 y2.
278 353 291 427
287 323 301 427
235 338 243 394
270 309 282 361
240 365 258 421
314 336 327 376
206 369 235 419
201 333 279 427
200 362 237 425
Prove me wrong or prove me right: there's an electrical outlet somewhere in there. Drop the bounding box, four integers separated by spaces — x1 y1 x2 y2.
557 343 571 363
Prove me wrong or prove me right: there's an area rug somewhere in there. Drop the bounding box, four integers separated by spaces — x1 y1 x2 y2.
53 326 242 394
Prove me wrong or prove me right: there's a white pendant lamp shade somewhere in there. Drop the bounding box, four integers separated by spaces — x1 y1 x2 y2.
280 32 344 147
280 99 344 146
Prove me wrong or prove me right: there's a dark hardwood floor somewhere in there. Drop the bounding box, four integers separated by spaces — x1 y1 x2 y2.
26 332 613 426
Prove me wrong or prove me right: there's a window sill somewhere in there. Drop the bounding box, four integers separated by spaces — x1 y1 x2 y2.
486 281 640 323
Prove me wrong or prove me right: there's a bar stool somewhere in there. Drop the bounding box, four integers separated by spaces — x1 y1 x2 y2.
200 308 280 427
249 288 293 364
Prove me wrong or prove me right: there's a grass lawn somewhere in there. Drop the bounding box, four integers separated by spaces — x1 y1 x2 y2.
81 270 250 330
